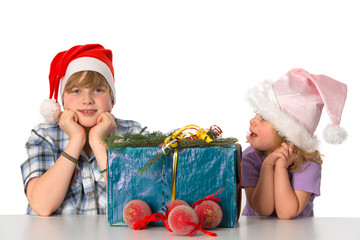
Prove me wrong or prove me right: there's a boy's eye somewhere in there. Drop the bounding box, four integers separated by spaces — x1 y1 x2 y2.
72 89 81 94
94 88 105 93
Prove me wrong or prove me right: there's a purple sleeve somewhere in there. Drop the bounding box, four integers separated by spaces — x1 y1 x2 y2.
291 161 322 197
241 147 263 187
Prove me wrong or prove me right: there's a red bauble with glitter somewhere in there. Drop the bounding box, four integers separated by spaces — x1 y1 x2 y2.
123 200 152 228
168 205 199 235
166 200 190 214
194 200 223 229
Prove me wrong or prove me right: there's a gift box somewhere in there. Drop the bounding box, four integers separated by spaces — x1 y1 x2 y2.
107 143 242 227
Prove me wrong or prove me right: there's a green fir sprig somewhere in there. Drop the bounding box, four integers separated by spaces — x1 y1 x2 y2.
104 130 238 174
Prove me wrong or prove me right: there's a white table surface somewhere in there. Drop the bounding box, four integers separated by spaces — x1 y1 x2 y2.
1 215 359 240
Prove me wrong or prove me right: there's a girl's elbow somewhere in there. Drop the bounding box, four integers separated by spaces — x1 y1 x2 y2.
252 203 274 216
258 209 275 217
277 211 297 220
277 214 295 220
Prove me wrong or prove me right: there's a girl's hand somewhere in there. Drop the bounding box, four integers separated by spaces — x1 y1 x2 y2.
263 142 293 167
59 109 86 146
274 142 296 169
89 112 116 144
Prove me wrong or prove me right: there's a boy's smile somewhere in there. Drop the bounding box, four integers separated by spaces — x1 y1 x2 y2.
63 73 113 128
78 109 98 117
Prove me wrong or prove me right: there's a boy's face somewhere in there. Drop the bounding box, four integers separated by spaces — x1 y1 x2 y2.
63 72 113 128
248 114 282 154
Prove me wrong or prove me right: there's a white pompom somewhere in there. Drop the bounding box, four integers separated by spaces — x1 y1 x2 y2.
323 124 347 144
40 99 61 123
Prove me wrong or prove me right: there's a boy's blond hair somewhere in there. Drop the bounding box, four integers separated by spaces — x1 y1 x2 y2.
63 71 114 103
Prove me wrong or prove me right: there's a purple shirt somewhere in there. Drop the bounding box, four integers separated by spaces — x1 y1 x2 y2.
241 146 321 217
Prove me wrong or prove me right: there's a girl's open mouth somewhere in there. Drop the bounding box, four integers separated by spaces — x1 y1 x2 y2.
249 131 258 139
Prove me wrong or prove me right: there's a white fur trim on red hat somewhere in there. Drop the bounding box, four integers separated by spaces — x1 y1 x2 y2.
59 57 116 104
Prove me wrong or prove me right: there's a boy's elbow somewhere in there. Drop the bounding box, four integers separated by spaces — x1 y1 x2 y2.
37 211 52 217
33 207 54 217
29 201 55 216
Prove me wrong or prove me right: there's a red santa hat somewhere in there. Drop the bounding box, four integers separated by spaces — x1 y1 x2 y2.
247 68 347 152
40 44 116 123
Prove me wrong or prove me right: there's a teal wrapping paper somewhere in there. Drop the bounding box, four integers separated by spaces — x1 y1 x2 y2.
107 144 242 227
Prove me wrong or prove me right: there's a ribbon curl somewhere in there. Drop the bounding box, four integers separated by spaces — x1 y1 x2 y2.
191 187 226 208
163 124 215 151
133 212 172 232
186 218 217 237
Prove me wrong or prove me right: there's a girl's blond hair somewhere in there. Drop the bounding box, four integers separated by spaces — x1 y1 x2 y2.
63 71 114 103
289 145 322 172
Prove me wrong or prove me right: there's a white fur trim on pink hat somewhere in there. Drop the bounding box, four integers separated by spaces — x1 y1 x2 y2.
247 80 319 152
247 68 347 152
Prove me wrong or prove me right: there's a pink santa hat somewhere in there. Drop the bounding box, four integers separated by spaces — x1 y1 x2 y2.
247 68 347 152
40 44 116 123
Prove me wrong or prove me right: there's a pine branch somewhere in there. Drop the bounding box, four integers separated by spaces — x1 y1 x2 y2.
104 130 238 174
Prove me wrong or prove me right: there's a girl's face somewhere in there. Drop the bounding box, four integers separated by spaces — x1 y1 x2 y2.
248 114 283 154
63 72 113 128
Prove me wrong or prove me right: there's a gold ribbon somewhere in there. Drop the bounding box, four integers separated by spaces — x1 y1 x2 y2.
164 124 214 201
171 149 178 201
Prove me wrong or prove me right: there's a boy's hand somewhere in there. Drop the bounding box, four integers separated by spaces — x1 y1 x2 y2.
89 112 116 144
273 142 296 169
59 109 86 146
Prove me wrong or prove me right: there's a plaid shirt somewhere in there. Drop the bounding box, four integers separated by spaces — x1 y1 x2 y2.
21 118 145 215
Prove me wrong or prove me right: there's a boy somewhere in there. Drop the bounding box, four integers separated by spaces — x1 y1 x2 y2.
21 44 146 216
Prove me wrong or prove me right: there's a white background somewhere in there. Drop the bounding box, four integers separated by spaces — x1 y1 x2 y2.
1 0 359 217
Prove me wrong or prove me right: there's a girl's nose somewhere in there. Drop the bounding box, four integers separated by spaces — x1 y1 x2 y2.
250 115 258 126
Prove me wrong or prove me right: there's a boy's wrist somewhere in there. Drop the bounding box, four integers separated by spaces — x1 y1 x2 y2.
89 136 103 147
69 137 86 150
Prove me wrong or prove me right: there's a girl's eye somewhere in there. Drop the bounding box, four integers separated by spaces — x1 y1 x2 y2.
257 114 266 122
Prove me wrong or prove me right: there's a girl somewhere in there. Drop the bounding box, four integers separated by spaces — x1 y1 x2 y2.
21 44 146 216
242 68 347 219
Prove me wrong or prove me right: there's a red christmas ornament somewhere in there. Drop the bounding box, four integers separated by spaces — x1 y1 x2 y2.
123 200 151 229
168 205 199 235
166 200 190 214
194 200 223 229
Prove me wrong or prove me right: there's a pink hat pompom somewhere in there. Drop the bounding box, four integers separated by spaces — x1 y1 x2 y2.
40 99 61 123
323 124 347 144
